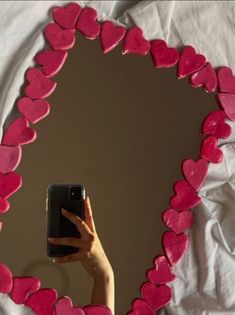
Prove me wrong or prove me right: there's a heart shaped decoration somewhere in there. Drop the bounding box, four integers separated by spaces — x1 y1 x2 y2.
146 255 176 284
200 135 223 163
0 171 22 199
25 68 57 99
10 276 41 304
17 97 50 124
170 179 201 211
55 297 85 315
0 197 9 213
44 23 75 50
127 299 155 315
35 50 68 77
140 281 172 311
177 45 207 79
0 145 22 173
217 93 235 121
202 110 232 139
190 61 217 93
150 39 179 68
100 21 126 54
182 158 209 191
123 27 150 56
0 263 13 294
217 66 235 93
76 7 100 39
2 117 37 146
162 208 194 234
52 2 82 29
25 288 58 315
162 231 189 265
83 304 113 315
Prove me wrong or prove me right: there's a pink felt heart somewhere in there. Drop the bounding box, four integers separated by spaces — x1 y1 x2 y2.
200 136 223 163
123 26 150 56
182 158 209 191
10 276 41 304
0 171 22 198
25 68 57 99
44 23 75 50
0 144 22 173
17 97 50 124
190 62 217 93
217 93 235 121
83 304 112 315
202 110 232 139
170 180 201 211
150 39 179 68
140 282 172 311
100 21 126 54
162 231 189 265
55 297 85 315
146 255 176 284
76 7 100 40
52 3 82 29
35 50 68 77
0 263 13 294
127 299 155 315
0 196 9 213
177 45 207 79
2 117 37 146
25 288 58 315
217 66 235 93
162 208 194 234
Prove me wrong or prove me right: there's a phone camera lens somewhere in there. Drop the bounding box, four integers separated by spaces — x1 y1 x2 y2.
69 187 81 201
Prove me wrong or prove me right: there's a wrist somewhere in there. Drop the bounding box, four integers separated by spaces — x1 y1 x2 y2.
94 266 114 282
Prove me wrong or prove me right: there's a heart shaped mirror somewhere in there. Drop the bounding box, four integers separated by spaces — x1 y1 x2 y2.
0 2 234 315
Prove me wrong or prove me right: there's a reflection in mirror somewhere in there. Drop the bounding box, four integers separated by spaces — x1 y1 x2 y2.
0 33 215 315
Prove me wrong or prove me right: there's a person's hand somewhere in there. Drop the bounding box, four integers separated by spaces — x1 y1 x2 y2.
48 196 113 280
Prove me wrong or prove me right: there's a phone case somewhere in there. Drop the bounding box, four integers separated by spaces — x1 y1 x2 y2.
47 184 85 257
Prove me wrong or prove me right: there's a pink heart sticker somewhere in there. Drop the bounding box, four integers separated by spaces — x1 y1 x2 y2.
190 62 217 93
76 7 101 40
83 304 112 315
44 23 75 50
123 26 150 56
127 299 155 315
2 117 37 146
217 66 235 93
0 171 22 198
200 136 223 163
55 297 85 315
25 68 57 99
17 97 50 124
182 158 209 191
170 180 201 211
0 263 13 294
0 144 22 173
35 50 68 77
10 276 41 304
150 39 179 68
162 208 194 234
162 231 189 265
0 197 9 213
140 282 172 311
202 110 232 139
100 21 126 54
25 288 58 315
177 45 207 79
217 93 235 121
146 255 176 284
52 3 82 29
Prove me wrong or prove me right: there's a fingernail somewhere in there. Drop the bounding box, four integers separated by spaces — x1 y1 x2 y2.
61 208 67 213
48 237 54 242
52 259 56 263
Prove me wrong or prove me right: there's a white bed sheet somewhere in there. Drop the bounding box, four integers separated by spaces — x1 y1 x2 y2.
0 1 235 315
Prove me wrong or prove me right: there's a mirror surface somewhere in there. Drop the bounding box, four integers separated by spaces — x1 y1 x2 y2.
0 33 215 314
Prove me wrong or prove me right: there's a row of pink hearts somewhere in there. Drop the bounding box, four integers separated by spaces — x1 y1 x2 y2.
0 2 235 315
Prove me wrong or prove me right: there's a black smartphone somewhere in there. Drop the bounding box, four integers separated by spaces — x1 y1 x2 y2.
47 184 85 257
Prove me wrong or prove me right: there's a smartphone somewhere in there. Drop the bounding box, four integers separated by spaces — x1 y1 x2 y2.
47 184 85 257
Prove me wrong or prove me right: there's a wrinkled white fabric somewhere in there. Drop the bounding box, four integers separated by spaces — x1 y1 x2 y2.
0 1 235 315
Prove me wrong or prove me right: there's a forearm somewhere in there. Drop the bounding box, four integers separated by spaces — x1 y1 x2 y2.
91 268 115 315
